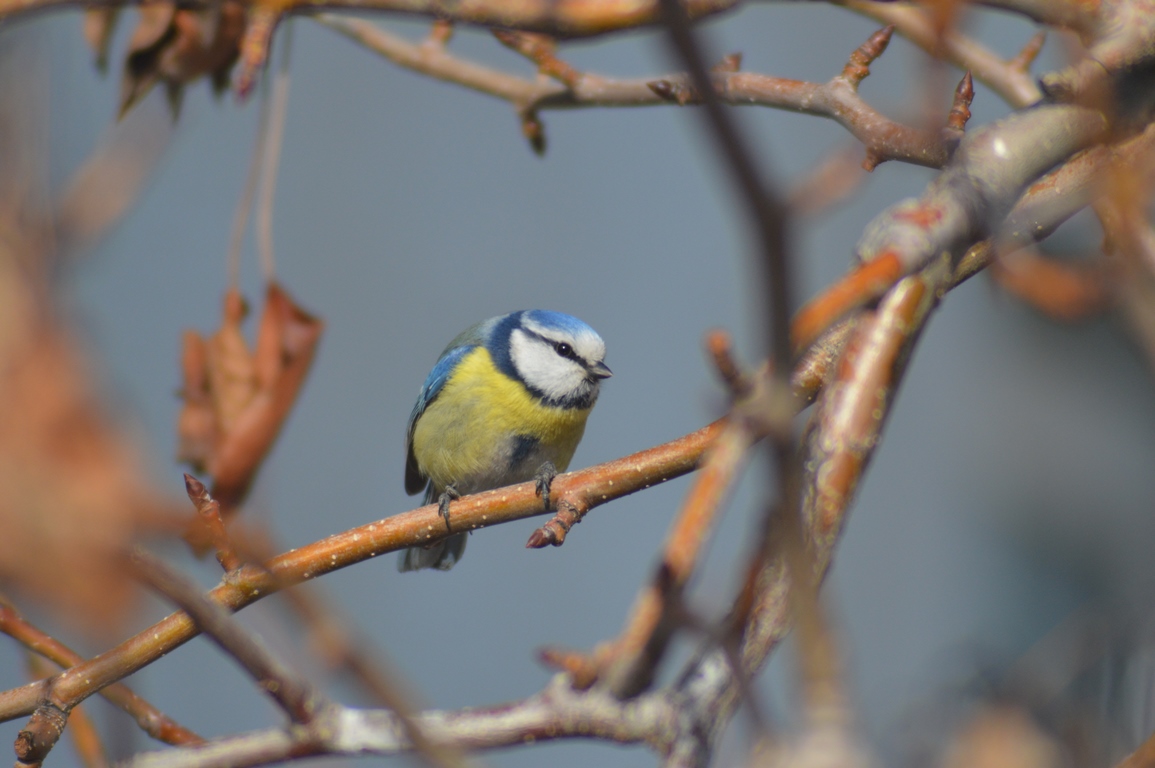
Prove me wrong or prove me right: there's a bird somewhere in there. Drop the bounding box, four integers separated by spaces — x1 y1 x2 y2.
399 310 612 572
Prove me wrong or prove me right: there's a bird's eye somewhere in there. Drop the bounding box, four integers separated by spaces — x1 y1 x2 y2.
554 342 575 359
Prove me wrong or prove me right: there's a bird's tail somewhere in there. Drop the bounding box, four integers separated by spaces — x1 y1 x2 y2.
397 532 468 572
397 484 468 572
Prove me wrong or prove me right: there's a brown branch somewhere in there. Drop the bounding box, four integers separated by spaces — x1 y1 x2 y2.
841 1 1043 108
183 475 242 571
0 596 202 746
126 552 476 768
586 417 755 696
971 0 1100 35
705 329 753 398
791 100 1110 352
1119 727 1155 768
659 121 1155 767
786 143 868 217
322 16 966 169
60 701 107 768
0 0 742 35
801 261 947 558
130 550 323 725
492 29 581 87
272 575 476 768
990 246 1108 321
1009 30 1047 74
0 420 720 724
24 656 107 768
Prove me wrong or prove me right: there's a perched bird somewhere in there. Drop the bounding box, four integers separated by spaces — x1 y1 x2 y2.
400 310 612 572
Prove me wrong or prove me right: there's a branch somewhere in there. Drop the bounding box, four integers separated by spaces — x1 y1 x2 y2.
0 0 741 37
654 118 1155 766
121 676 674 768
322 16 969 168
0 422 720 724
130 550 324 725
791 101 1109 351
970 0 1100 34
841 1 1043 108
0 597 202 746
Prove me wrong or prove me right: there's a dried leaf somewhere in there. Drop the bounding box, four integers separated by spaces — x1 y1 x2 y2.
0 38 178 633
178 283 323 517
119 1 246 119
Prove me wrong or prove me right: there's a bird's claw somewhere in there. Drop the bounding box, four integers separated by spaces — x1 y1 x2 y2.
534 461 557 511
438 486 460 532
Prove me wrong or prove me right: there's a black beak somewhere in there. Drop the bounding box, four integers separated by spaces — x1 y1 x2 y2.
589 361 613 379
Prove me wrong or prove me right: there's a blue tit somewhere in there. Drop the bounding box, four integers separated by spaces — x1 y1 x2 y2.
399 309 612 572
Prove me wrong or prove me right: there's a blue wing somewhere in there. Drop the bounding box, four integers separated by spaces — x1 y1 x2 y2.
404 344 474 495
403 314 510 495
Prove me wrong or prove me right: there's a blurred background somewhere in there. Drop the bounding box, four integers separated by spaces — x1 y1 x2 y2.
3 3 1155 766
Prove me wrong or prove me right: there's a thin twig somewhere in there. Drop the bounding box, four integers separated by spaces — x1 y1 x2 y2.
0 596 202 746
841 1 1043 108
322 16 968 169
256 20 293 280
226 76 271 289
130 549 322 724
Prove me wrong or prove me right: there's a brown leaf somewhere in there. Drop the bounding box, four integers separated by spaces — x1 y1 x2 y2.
83 7 121 72
0 328 175 631
176 330 216 472
178 283 323 519
119 1 246 119
0 39 180 634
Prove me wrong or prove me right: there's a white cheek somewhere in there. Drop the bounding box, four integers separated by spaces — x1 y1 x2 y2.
510 333 586 401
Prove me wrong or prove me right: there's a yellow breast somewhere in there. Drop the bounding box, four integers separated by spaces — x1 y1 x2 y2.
411 346 592 491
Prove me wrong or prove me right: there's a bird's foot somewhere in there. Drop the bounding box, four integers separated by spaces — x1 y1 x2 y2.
534 461 557 511
438 486 460 532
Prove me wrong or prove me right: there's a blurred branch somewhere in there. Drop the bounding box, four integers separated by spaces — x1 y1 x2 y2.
0 596 202 746
130 551 473 768
0 420 721 723
989 246 1108 321
548 416 755 696
0 0 740 37
322 16 973 167
971 0 1099 33
792 101 1109 351
122 675 672 768
130 550 327 726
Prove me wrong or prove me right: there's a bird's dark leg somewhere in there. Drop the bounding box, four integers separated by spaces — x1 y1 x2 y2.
438 486 460 532
534 461 557 511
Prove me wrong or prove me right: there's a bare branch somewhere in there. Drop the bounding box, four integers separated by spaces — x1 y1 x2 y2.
323 16 967 168
841 1 1043 108
0 596 202 746
792 101 1109 350
130 549 324 725
0 0 741 37
0 421 721 723
121 676 674 768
